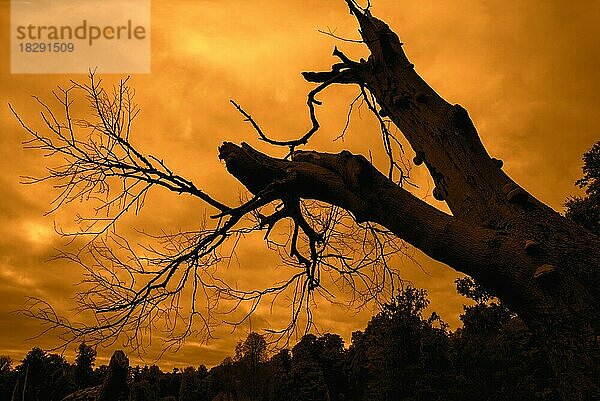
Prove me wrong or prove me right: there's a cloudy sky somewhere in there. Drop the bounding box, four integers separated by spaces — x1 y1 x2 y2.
0 0 598 369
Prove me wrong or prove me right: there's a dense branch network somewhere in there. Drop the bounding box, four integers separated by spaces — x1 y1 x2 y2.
13 66 412 352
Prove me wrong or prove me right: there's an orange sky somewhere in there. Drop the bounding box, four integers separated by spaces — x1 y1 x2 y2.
0 0 599 369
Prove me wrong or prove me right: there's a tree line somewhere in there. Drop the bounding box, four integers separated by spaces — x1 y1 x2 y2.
0 279 559 401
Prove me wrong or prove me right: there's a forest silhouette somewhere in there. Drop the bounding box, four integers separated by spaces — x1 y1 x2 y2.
0 279 568 400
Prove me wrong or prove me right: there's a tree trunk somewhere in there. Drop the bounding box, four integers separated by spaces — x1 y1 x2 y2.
220 2 599 399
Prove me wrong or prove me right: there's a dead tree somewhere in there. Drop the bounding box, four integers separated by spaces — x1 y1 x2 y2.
12 1 598 400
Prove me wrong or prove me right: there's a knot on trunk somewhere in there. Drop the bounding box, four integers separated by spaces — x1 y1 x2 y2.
293 149 376 191
503 183 529 204
525 240 541 255
533 264 557 281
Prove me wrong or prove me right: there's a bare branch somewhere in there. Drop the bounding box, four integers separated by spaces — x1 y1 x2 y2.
230 70 349 156
15 73 417 352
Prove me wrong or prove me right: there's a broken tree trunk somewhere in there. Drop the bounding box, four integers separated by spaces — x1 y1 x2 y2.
220 3 599 400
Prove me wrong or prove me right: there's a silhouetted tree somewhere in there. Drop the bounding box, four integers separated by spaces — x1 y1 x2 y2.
267 349 292 401
346 287 452 401
162 372 183 400
178 367 197 401
97 351 129 401
93 364 108 387
234 332 268 401
13 348 75 401
235 332 268 367
210 357 236 401
455 277 513 334
74 343 96 389
130 365 160 401
565 141 600 235
130 379 159 401
13 2 598 399
452 277 557 400
0 356 16 401
314 334 348 401
178 365 211 401
290 335 330 401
